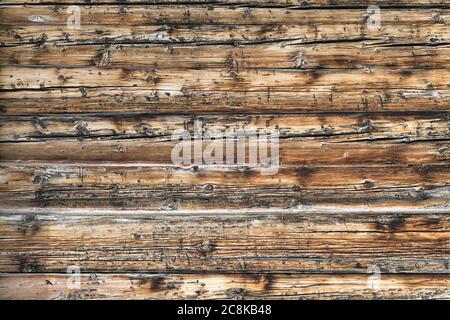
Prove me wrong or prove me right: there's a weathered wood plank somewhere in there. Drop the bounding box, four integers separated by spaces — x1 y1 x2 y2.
0 211 448 273
1 163 449 209
0 0 448 7
3 43 449 70
1 113 448 142
0 137 448 163
1 6 448 27
0 139 448 164
1 6 448 46
3 163 449 190
2 67 449 90
1 273 449 300
1 88 448 115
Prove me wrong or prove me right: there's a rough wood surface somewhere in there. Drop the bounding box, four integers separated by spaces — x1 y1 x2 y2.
0 211 448 273
3 43 450 69
1 163 450 209
1 88 449 114
1 7 448 46
1 0 448 4
0 273 449 300
1 113 448 142
0 0 449 300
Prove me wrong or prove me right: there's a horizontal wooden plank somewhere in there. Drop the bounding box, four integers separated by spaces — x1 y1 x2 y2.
1 113 448 142
0 211 448 273
3 163 449 190
1 163 449 209
0 0 448 5
2 67 449 90
0 139 448 164
2 6 448 26
1 6 448 46
0 110 448 162
1 273 449 300
0 0 448 6
1 88 449 115
3 42 450 70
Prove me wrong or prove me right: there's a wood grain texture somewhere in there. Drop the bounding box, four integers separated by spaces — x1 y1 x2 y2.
0 0 449 300
3 67 449 90
3 43 450 70
1 88 449 115
0 273 449 300
0 0 448 4
0 211 448 273
1 163 450 209
1 113 448 141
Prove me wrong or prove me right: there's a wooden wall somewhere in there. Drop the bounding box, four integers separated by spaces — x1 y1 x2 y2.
0 0 449 299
